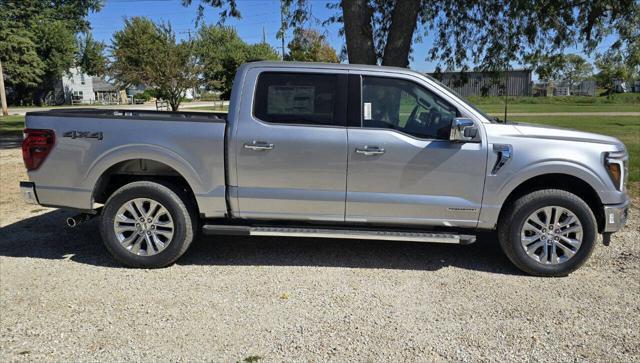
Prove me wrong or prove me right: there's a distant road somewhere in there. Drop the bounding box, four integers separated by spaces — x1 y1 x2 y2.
6 101 229 116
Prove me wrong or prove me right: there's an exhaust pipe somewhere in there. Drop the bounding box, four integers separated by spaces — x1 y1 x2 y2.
66 208 102 228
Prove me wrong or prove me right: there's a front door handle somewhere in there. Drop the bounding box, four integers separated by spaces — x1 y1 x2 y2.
244 141 274 151
355 146 385 156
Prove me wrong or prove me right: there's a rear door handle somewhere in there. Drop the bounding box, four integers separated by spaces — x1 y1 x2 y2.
244 141 274 151
355 146 385 156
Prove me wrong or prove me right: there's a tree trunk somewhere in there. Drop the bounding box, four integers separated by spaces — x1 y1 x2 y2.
169 92 181 111
341 0 377 65
381 0 421 67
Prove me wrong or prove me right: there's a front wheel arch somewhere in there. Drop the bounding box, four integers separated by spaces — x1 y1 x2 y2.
498 173 604 233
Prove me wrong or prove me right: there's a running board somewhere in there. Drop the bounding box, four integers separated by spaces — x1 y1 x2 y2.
202 225 476 245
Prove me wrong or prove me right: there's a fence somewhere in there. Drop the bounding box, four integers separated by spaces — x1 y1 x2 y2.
427 70 533 97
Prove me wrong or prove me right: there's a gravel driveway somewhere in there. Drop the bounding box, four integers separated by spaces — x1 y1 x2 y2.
1 147 639 362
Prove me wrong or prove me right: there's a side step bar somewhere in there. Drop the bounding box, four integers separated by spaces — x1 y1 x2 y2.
202 225 476 245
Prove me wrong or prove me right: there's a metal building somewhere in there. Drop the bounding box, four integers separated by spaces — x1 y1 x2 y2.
426 69 533 97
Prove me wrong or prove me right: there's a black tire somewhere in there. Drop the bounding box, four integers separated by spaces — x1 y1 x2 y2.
498 189 597 277
99 181 197 268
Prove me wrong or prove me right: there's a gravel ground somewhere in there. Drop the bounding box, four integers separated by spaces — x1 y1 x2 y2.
1 147 639 362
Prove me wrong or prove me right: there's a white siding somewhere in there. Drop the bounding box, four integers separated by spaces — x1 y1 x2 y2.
60 68 95 103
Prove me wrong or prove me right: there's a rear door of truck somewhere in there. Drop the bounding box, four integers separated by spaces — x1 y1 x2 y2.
232 67 349 222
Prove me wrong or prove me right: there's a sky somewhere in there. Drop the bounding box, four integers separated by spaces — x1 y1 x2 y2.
87 0 616 75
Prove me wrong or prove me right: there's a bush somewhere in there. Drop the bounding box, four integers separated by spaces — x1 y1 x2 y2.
198 91 222 101
132 89 156 102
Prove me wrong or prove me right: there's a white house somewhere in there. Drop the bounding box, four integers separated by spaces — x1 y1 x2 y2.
52 68 119 105
53 67 95 104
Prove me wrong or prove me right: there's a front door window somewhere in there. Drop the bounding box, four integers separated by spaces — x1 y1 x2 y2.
362 76 459 140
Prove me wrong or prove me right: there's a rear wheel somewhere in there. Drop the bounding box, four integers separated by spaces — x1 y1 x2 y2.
498 189 597 277
99 181 197 268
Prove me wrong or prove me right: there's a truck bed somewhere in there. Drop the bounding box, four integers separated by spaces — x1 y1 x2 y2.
24 108 229 217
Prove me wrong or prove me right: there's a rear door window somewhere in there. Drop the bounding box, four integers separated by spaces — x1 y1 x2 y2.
254 72 345 126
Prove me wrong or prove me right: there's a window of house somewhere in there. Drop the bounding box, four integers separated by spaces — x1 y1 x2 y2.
361 76 459 140
80 73 86 85
254 72 341 126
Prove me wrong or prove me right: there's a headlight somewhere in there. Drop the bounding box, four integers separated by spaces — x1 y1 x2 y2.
605 151 628 192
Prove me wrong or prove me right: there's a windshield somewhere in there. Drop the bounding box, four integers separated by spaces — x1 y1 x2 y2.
423 74 496 122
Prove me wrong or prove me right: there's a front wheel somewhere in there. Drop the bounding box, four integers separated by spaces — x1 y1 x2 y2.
498 189 598 277
99 181 197 268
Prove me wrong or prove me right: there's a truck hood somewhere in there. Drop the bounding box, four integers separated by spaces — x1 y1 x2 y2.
512 122 624 148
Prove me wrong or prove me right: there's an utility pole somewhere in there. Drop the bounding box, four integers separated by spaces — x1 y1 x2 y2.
504 70 508 123
262 25 266 44
0 60 8 116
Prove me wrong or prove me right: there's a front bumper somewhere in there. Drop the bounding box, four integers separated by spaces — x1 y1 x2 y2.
20 181 39 205
603 199 629 233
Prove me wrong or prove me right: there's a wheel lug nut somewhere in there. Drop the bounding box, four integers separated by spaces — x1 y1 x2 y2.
147 218 152 223
150 225 155 230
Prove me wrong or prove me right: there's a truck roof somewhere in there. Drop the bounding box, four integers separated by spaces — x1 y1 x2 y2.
243 61 420 75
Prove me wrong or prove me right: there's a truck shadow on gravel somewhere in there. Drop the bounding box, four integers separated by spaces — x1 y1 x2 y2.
0 210 522 275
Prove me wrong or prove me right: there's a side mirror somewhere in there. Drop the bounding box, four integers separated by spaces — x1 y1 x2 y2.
449 118 479 143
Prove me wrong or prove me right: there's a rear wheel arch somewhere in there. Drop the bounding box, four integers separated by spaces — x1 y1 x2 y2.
92 159 200 216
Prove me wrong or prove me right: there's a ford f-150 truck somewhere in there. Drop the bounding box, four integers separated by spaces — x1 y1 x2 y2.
20 62 629 276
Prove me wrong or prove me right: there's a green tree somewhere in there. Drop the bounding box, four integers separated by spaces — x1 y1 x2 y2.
556 54 594 94
246 42 280 63
196 25 278 99
110 18 201 111
0 27 44 102
286 28 339 63
532 54 566 82
0 0 103 104
32 20 78 103
185 0 639 71
595 51 630 96
110 17 160 87
76 34 107 77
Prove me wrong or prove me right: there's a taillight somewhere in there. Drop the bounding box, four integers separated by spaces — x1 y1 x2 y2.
22 129 55 171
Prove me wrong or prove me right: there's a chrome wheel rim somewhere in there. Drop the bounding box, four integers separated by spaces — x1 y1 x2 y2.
113 198 174 256
520 206 583 265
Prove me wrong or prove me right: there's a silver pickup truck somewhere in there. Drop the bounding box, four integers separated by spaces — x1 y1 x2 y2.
20 62 629 276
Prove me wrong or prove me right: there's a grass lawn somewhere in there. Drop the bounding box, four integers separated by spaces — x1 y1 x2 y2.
469 94 640 114
0 115 25 136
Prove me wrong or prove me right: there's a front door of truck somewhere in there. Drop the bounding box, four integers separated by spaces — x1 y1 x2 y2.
233 70 348 222
345 73 487 228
